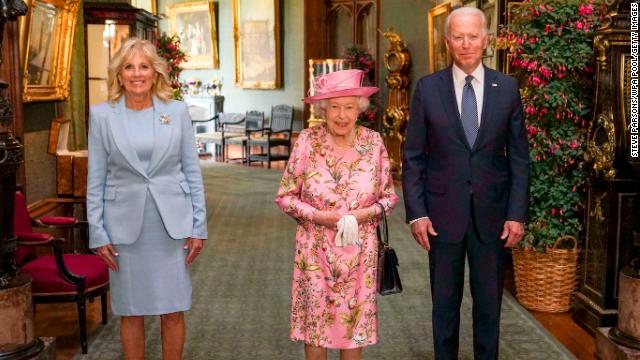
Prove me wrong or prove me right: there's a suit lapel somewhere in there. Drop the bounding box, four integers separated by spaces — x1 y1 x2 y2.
147 97 174 175
438 67 471 150
474 67 500 151
109 98 148 178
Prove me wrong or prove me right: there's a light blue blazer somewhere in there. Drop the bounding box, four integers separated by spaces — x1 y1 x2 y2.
87 96 208 248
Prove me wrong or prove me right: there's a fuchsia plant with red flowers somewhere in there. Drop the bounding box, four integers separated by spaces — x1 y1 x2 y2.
498 0 606 250
344 45 379 129
156 33 188 100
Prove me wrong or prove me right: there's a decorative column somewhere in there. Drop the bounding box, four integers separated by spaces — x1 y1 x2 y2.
596 166 640 360
575 0 634 334
0 1 45 359
380 27 410 176
597 138 640 357
0 82 21 287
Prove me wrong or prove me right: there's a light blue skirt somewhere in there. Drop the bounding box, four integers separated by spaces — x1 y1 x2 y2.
109 194 192 316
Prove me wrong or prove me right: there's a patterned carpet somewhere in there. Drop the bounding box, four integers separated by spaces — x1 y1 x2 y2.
74 163 575 360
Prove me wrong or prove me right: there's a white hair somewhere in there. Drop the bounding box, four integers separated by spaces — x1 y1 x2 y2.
313 97 370 118
444 6 488 37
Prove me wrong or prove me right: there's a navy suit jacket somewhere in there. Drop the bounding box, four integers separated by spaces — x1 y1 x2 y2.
87 96 208 248
402 66 529 243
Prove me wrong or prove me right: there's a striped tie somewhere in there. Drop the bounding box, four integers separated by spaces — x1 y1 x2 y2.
461 75 479 147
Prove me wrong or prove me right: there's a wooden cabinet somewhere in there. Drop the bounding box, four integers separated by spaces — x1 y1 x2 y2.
326 0 378 60
83 2 159 110
303 0 379 122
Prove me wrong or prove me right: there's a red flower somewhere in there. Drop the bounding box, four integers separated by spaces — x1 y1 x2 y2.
578 4 593 16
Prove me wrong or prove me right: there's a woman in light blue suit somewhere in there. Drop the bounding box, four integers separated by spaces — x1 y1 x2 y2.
87 38 207 359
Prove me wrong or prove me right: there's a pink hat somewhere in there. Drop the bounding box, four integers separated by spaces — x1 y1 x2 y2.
304 69 378 104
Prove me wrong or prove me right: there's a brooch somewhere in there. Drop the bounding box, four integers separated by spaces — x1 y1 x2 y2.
159 114 171 125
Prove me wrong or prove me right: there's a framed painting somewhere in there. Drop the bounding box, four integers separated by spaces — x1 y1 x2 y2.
168 1 219 69
479 0 496 8
481 1 497 69
131 0 157 15
427 3 451 74
503 1 523 75
19 0 79 102
233 0 282 89
463 0 479 8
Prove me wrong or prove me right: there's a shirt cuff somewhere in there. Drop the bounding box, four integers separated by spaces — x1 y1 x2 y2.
409 216 430 225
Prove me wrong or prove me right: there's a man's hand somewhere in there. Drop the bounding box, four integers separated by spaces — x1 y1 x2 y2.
500 221 525 248
312 211 341 230
410 218 438 251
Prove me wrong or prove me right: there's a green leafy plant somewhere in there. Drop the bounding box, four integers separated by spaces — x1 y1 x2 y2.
156 32 188 100
498 0 605 250
344 44 378 129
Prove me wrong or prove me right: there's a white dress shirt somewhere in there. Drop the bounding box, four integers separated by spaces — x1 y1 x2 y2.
452 63 484 127
409 63 484 225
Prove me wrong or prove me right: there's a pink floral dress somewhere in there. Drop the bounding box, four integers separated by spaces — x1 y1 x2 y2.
275 124 399 349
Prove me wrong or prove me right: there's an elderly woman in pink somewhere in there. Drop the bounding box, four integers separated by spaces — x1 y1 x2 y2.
275 69 399 360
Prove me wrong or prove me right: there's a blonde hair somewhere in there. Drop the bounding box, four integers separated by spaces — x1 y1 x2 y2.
107 38 173 103
314 97 370 118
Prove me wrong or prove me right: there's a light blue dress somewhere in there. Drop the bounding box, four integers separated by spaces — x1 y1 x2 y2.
109 107 192 316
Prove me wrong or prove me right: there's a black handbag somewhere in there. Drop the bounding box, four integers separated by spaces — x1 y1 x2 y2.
375 203 402 295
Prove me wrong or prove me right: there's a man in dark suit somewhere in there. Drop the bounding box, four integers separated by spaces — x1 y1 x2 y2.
402 7 529 360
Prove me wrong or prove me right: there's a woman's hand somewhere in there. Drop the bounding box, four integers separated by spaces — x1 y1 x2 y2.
95 244 119 271
347 206 379 224
312 211 341 230
184 238 204 266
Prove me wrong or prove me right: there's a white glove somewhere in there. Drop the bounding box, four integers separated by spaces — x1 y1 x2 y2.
335 215 359 247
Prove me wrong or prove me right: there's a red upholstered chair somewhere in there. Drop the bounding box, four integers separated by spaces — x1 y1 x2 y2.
32 201 84 252
13 191 109 354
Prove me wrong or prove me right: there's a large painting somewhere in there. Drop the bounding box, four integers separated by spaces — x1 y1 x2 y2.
168 1 219 69
19 0 80 102
26 1 56 85
233 0 282 89
427 3 451 74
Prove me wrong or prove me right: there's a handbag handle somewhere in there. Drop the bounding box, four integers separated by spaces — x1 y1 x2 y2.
375 202 389 245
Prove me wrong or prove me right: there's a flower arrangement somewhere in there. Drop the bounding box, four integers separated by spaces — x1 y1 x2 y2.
156 33 188 100
498 0 605 250
344 45 378 129
344 45 375 81
179 77 223 96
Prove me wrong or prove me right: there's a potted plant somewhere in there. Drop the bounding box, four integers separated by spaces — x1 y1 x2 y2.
498 0 605 312
156 32 188 100
344 44 379 129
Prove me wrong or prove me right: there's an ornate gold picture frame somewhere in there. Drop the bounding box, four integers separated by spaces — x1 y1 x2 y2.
131 0 157 15
504 1 523 75
233 0 282 89
168 1 219 69
427 3 451 74
19 0 79 102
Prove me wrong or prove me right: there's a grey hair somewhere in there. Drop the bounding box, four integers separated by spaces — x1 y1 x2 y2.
313 97 370 118
444 6 488 37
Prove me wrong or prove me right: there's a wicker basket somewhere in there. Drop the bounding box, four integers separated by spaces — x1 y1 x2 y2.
511 235 579 313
